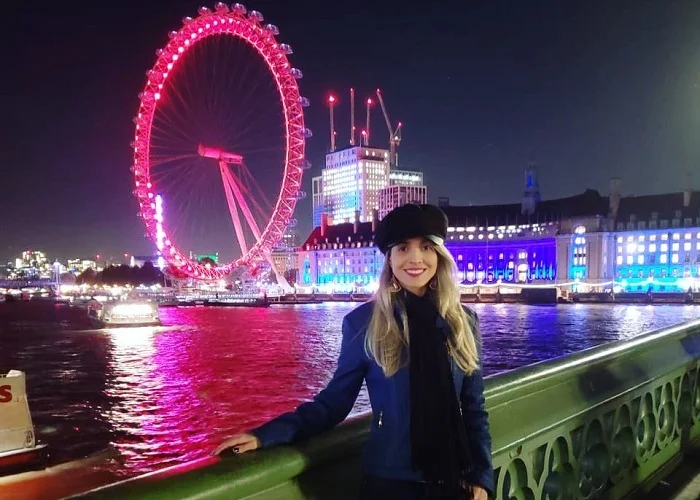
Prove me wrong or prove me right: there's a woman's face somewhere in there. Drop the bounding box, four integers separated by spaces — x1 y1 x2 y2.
389 237 439 296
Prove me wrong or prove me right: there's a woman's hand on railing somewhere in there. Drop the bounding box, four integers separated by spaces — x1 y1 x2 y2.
212 433 261 456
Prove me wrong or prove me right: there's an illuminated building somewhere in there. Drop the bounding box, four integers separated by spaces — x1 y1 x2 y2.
270 249 299 283
275 227 299 251
8 250 52 279
298 214 383 290
298 162 700 294
609 188 700 292
443 189 609 284
311 176 324 229
130 255 163 267
378 169 428 219
389 169 424 187
322 146 389 224
66 259 98 274
189 253 219 264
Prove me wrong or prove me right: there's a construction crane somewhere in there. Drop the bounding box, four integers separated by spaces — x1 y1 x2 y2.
375 89 402 168
350 88 356 145
328 95 337 152
365 97 373 146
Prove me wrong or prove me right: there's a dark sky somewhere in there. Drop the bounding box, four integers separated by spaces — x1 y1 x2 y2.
3 0 700 263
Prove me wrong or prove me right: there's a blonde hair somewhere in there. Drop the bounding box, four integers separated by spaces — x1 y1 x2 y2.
366 244 480 377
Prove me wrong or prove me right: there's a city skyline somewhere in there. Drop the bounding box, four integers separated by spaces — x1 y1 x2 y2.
4 1 700 263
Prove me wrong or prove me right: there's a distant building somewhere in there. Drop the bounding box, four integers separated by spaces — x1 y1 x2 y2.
270 249 299 284
297 213 383 290
443 189 609 284
276 227 299 251
295 163 700 294
8 250 51 279
378 169 428 218
131 255 164 268
389 169 424 187
311 175 324 229
322 145 389 224
607 186 700 291
379 185 428 219
521 164 541 216
66 259 98 274
438 197 450 208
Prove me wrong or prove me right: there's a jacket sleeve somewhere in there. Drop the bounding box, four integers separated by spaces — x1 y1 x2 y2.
250 314 368 448
460 310 495 495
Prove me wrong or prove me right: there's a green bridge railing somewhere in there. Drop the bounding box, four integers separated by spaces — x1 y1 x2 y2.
75 319 700 499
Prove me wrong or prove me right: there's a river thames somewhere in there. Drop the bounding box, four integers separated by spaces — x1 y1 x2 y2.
1 302 698 477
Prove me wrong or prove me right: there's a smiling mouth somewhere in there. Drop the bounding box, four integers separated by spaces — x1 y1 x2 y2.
403 269 427 277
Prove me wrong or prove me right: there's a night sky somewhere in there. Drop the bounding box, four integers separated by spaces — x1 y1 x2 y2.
3 0 700 263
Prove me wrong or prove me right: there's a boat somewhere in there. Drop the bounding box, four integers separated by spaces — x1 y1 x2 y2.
87 299 161 327
0 370 46 470
0 370 118 498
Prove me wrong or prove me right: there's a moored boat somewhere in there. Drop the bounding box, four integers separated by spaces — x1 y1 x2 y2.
0 370 46 471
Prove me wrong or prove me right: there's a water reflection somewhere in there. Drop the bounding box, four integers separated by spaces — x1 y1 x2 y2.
1 303 698 477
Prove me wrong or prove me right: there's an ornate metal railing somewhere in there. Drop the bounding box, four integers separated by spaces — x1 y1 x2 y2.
74 319 700 499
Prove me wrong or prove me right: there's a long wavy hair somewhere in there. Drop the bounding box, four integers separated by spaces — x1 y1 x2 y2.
366 244 480 377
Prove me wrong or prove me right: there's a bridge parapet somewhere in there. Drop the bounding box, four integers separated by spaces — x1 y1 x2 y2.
74 319 700 499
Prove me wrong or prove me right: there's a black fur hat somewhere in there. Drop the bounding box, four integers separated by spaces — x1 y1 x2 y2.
374 204 448 254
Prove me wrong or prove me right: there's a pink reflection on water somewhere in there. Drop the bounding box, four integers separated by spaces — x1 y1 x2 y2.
105 304 355 476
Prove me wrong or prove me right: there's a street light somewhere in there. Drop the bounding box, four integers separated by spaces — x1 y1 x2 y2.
53 261 61 296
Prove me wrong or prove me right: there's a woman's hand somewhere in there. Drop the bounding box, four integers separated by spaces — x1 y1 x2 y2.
470 485 488 500
461 481 488 500
212 433 260 456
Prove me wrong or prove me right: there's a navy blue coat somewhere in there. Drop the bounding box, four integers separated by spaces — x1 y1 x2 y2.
251 301 494 494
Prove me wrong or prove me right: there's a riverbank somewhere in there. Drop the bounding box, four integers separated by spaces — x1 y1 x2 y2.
271 290 700 305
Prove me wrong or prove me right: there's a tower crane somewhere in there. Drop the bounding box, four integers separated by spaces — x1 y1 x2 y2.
375 89 402 169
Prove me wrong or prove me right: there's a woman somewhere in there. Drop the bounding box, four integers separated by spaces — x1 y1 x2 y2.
214 204 493 500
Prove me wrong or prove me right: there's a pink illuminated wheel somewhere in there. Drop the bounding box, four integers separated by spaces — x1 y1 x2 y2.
131 3 310 280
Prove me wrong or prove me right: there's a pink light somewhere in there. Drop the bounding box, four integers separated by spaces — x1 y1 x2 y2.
367 98 373 105
328 95 336 103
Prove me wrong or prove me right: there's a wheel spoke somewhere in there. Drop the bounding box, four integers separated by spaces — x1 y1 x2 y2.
219 162 248 255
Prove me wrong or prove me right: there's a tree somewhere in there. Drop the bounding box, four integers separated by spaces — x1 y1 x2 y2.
76 268 98 285
198 256 217 268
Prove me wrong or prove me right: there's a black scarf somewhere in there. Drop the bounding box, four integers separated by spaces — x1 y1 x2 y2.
405 291 471 488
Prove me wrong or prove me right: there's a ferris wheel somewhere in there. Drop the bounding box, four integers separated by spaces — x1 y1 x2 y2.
131 3 310 281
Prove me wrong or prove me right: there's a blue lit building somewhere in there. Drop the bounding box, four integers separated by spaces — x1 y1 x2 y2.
610 189 700 292
297 215 383 291
296 164 700 294
442 187 610 284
